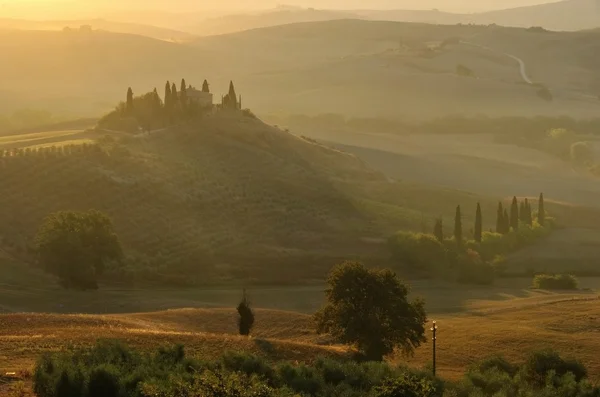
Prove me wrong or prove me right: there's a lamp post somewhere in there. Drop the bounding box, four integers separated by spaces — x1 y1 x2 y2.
431 320 438 377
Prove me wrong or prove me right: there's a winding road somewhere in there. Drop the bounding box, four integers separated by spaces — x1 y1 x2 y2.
459 40 534 85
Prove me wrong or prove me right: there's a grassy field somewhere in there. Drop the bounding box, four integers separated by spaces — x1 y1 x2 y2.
2 287 600 392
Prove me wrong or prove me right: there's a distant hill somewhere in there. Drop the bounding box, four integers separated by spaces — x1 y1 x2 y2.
2 20 599 119
0 18 194 41
471 0 600 31
186 8 359 36
182 1 599 35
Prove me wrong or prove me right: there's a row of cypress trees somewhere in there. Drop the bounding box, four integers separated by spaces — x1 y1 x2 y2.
433 193 546 244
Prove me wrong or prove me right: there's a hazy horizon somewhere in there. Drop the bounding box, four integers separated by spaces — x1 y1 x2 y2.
0 0 564 19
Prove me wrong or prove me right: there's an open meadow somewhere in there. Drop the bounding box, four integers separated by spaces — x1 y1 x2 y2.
2 279 600 388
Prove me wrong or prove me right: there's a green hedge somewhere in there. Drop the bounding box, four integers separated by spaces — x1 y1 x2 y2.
533 274 579 290
33 341 598 397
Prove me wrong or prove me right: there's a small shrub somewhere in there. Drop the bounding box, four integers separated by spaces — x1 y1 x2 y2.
533 274 578 290
373 373 436 397
87 365 121 397
456 64 475 77
523 349 587 387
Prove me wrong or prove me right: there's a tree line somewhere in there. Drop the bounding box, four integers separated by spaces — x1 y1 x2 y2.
438 193 546 244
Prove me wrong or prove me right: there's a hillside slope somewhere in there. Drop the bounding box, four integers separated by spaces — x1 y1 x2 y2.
0 113 488 284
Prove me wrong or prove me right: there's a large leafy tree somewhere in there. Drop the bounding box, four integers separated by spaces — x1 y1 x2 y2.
35 210 123 290
315 261 427 361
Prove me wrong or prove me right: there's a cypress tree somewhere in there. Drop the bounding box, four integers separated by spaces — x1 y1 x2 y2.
496 202 504 234
454 205 462 245
474 203 483 243
237 290 255 336
202 79 210 93
164 81 171 108
126 87 134 112
180 78 188 108
538 193 546 226
228 80 238 109
433 218 444 243
171 82 178 105
503 209 510 234
519 201 526 223
525 199 533 226
510 196 519 231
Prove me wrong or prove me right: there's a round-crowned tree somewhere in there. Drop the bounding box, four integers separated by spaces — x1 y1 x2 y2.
315 261 427 361
35 210 123 290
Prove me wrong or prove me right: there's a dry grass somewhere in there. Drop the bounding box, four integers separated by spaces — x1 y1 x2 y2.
0 308 344 374
3 295 600 386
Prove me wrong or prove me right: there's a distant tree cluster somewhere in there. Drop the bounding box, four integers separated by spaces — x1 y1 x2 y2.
98 79 243 133
389 193 553 285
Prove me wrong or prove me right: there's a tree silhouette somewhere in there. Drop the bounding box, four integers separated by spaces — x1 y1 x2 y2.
496 202 505 234
454 205 462 245
164 81 171 109
202 79 210 93
510 196 519 231
180 78 188 109
433 218 444 242
315 261 426 361
474 203 483 243
126 87 134 113
171 82 178 105
538 193 546 226
237 290 255 336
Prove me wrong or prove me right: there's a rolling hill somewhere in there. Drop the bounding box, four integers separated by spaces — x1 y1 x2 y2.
0 112 493 285
2 21 599 119
0 18 195 41
3 293 600 382
182 1 600 35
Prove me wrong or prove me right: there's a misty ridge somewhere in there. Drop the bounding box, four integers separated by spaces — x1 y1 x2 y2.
2 1 600 396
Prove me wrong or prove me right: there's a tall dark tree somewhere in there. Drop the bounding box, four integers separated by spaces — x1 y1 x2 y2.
538 193 546 226
433 218 444 243
496 202 505 234
454 205 462 245
519 201 526 223
510 196 519 231
503 209 510 234
180 78 188 108
171 82 178 105
126 87 134 113
525 199 533 226
237 290 255 336
474 203 483 243
225 80 238 109
164 81 171 108
202 79 210 93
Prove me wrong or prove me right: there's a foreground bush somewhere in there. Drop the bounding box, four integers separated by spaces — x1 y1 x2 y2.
33 341 439 397
533 274 579 290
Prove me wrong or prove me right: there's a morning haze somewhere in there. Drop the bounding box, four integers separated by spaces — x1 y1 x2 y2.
1 0 600 396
